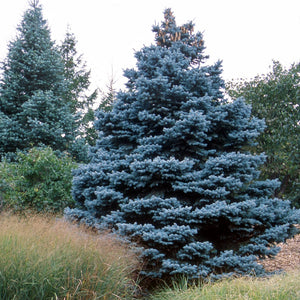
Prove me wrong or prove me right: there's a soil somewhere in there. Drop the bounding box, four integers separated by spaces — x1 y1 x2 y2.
260 230 300 272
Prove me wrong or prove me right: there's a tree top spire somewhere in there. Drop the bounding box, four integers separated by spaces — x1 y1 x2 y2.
29 0 40 9
152 8 206 64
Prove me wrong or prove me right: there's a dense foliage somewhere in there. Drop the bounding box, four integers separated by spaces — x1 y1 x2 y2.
66 9 300 280
226 61 300 207
0 147 75 213
0 2 78 160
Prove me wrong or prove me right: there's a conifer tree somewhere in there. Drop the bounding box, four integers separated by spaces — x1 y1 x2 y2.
66 9 299 280
59 29 98 145
97 77 116 113
0 1 75 159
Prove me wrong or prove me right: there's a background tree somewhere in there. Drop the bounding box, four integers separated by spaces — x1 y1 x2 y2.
81 76 117 147
0 1 75 159
226 61 300 207
66 9 299 281
97 76 116 113
59 28 98 149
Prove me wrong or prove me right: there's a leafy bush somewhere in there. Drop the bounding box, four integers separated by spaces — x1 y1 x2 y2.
226 61 300 207
0 147 76 213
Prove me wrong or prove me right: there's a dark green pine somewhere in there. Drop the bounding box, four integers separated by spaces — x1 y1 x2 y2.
0 2 75 158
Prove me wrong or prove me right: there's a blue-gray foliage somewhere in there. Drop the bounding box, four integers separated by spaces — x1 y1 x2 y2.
65 9 300 279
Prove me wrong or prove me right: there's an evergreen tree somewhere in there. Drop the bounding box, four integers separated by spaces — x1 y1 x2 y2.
0 1 75 159
83 77 117 147
97 77 116 113
66 9 299 280
59 29 98 143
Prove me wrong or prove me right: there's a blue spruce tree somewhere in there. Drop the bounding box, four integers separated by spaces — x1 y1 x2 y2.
66 9 299 279
0 1 75 159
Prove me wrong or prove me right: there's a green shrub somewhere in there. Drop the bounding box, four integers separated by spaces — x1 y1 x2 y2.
0 147 76 213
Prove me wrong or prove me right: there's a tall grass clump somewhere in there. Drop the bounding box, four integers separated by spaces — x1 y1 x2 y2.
150 270 300 300
0 212 141 299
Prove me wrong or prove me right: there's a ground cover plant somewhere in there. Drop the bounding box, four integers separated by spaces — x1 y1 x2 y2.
66 8 300 281
0 212 140 299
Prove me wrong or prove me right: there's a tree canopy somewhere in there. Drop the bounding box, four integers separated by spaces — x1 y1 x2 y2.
226 61 300 207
